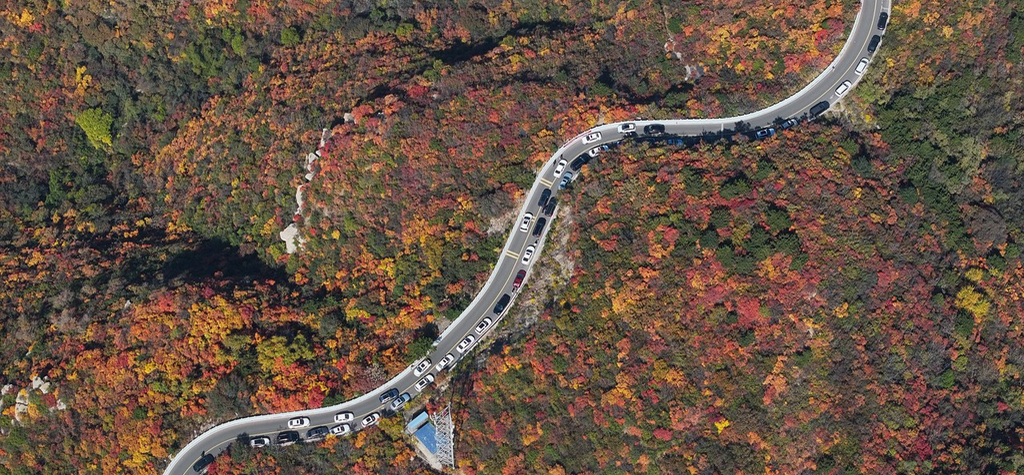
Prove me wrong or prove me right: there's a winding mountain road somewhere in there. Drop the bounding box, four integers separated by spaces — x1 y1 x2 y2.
165 1 889 472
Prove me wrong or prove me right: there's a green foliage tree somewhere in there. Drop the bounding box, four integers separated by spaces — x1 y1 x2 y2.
74 108 113 150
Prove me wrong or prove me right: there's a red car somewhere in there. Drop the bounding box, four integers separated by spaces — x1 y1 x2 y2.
512 270 527 290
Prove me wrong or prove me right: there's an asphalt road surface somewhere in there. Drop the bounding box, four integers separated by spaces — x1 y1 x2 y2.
165 0 889 472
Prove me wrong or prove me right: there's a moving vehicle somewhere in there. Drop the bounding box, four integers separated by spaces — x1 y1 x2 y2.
475 317 493 335
389 392 411 411
644 124 666 135
493 294 511 314
334 412 354 423
570 155 586 171
755 128 776 139
779 118 799 130
249 436 271 448
306 426 329 440
330 424 351 436
868 34 881 53
435 353 455 371
361 413 381 427
287 417 310 429
877 12 888 29
519 212 534 232
855 57 869 75
457 335 476 353
276 431 300 445
835 80 851 96
521 245 536 264
553 159 567 175
559 173 573 190
379 388 399 404
582 132 602 144
532 217 546 237
512 269 527 290
543 198 557 216
192 454 215 474
618 123 636 133
413 359 431 377
809 101 830 116
415 374 435 391
538 189 551 207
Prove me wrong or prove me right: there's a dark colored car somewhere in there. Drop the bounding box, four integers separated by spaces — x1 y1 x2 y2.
538 189 551 207
809 101 830 116
512 270 527 290
532 217 547 237
543 198 558 216
493 294 511 314
306 426 329 439
192 454 215 473
867 34 881 53
644 124 666 135
877 12 888 29
276 431 300 444
569 156 586 171
379 388 399 404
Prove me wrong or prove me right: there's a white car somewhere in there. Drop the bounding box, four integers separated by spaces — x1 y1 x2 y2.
582 132 602 144
334 412 354 424
475 317 493 335
835 80 851 96
521 245 536 265
519 213 534 232
587 148 600 158
329 424 351 436
855 57 869 75
413 359 431 377
287 417 310 429
457 335 476 353
415 374 435 391
362 413 381 427
618 123 636 133
553 159 567 175
435 353 455 371
250 436 271 448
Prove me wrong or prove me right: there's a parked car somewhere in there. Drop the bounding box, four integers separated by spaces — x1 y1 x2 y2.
361 413 381 427
835 80 851 96
475 317 493 335
415 374 435 391
644 124 666 135
493 294 511 314
249 436 271 448
192 454 215 474
521 245 536 265
389 392 411 411
537 189 551 207
877 11 888 29
543 198 557 216
330 424 351 436
587 147 600 158
519 212 534 232
457 335 476 353
553 159 567 175
570 155 586 171
582 132 602 144
412 359 431 377
512 270 527 290
868 34 881 53
618 123 636 133
379 388 399 404
665 138 685 146
435 353 455 371
558 173 573 190
276 431 300 445
334 412 354 423
809 101 830 116
780 118 799 130
755 128 776 139
306 426 329 440
287 417 310 429
532 217 546 237
855 57 869 75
